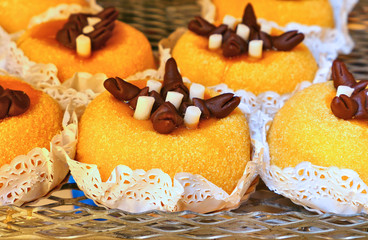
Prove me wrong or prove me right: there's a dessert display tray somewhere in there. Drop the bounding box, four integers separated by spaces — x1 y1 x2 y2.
1 0 368 239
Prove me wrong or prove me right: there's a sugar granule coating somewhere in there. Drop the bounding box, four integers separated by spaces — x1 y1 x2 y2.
0 0 88 33
0 76 63 165
268 82 368 182
213 0 334 28
172 31 317 95
77 80 250 194
17 20 155 82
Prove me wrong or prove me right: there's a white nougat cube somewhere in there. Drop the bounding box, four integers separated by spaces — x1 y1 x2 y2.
133 96 155 120
209 34 222 50
184 106 201 129
87 17 101 26
83 25 94 34
249 40 263 58
261 24 272 34
146 80 162 93
336 85 355 97
236 24 250 41
76 34 91 58
222 15 237 29
165 91 184 109
190 83 205 100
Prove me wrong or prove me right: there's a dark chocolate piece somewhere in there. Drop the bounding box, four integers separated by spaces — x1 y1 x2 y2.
179 101 192 116
332 60 357 89
242 3 260 31
222 34 247 57
331 95 358 120
249 31 273 50
192 98 211 119
205 93 240 118
272 31 304 51
188 16 216 36
0 88 30 119
162 58 189 101
104 77 140 101
210 24 228 36
351 90 368 119
129 87 149 110
56 7 118 52
151 102 183 134
149 90 164 112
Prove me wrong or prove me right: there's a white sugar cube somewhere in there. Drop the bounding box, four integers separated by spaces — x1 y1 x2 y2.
190 83 205 100
146 80 162 93
76 34 91 58
165 91 184 110
336 85 355 97
83 25 94 34
209 34 222 50
184 106 202 129
249 40 263 58
222 15 237 29
133 96 155 120
87 17 101 26
236 23 250 41
261 24 272 34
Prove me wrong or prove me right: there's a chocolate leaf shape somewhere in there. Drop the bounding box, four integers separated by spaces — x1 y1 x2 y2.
351 89 368 119
192 98 211 119
188 16 216 36
332 60 356 88
331 95 358 120
0 96 10 119
88 27 113 50
273 31 304 51
222 34 247 58
162 58 189 101
151 102 183 134
129 87 149 110
6 90 30 117
353 81 368 95
250 31 272 50
205 93 240 118
242 3 260 31
104 77 140 101
149 90 164 112
209 24 228 36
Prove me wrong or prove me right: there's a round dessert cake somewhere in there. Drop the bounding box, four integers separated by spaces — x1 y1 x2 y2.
77 59 251 194
0 75 63 165
268 82 368 180
213 0 334 28
0 0 88 33
172 4 318 95
17 8 155 83
173 30 317 95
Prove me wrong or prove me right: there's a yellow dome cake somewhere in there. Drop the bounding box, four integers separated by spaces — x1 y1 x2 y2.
17 7 155 83
268 60 368 182
213 0 334 28
172 4 318 95
0 0 88 33
76 58 251 194
0 75 63 165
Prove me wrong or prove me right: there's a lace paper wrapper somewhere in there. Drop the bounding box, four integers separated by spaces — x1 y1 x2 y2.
64 67 258 213
0 100 78 206
204 0 357 56
251 83 368 214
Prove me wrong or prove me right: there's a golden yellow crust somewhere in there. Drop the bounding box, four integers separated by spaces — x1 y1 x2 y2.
0 76 63 166
0 0 88 33
268 82 368 183
17 20 156 82
77 80 250 194
172 31 317 95
213 0 334 28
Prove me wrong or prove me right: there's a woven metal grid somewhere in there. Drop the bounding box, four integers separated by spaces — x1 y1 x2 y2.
0 0 367 239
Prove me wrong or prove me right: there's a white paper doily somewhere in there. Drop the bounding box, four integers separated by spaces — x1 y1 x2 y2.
251 83 368 214
66 66 259 213
0 100 78 206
